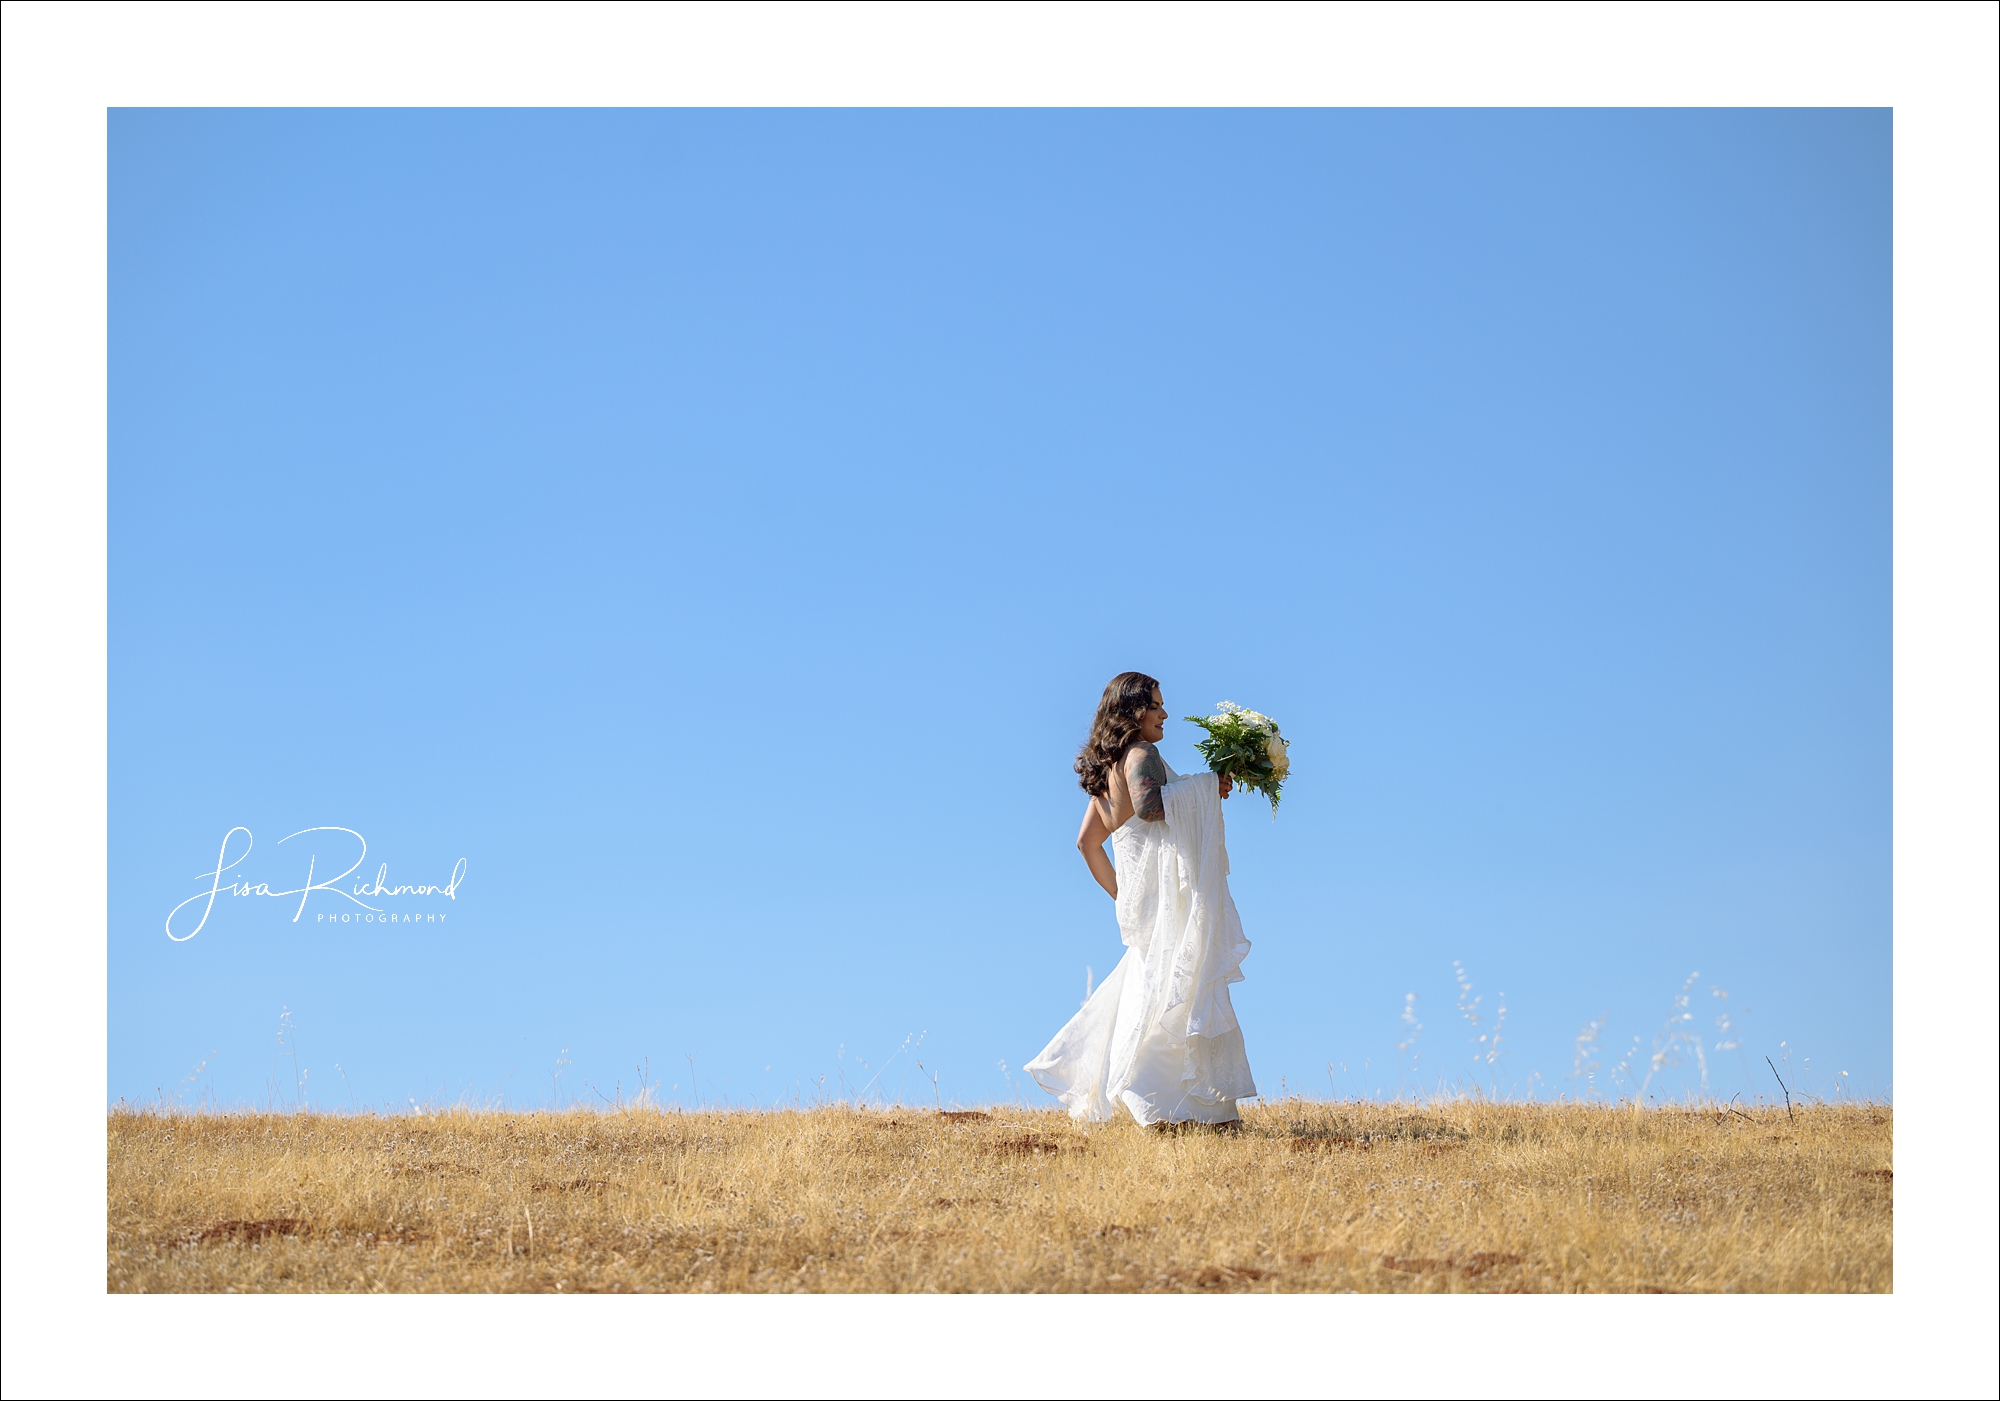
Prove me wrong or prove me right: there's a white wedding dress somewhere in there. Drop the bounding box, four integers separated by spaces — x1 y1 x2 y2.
1027 763 1257 1125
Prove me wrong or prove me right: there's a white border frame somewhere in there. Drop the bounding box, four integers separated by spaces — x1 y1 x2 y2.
4 3 1994 1397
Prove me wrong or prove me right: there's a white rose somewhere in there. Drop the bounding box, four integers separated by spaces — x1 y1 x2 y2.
1265 731 1289 778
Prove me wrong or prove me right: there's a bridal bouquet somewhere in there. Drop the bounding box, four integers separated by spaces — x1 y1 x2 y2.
1184 702 1291 815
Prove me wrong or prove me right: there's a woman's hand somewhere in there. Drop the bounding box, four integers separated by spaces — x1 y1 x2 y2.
1218 773 1233 799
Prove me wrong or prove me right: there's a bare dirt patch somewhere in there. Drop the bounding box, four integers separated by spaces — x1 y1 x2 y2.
194 1218 306 1244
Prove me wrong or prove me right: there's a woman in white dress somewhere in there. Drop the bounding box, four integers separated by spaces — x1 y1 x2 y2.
1026 672 1258 1129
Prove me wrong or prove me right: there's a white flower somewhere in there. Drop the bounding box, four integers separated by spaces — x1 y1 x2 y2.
1265 731 1289 778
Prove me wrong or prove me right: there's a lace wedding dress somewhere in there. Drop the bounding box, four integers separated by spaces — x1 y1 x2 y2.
1027 763 1257 1125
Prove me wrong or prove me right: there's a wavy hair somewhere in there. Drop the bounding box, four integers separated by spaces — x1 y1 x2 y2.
1075 671 1162 797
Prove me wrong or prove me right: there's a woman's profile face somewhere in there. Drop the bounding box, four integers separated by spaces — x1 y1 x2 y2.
1138 688 1168 744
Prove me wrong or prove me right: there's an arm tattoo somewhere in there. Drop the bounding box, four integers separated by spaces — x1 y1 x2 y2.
1129 743 1168 822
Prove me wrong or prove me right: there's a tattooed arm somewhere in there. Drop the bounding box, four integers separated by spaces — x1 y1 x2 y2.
1124 742 1169 822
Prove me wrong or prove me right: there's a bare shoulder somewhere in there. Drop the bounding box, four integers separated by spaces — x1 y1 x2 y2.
1124 741 1166 774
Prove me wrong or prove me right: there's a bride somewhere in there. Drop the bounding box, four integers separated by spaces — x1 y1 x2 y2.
1026 671 1258 1129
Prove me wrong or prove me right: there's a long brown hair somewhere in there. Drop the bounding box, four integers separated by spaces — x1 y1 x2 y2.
1075 671 1161 797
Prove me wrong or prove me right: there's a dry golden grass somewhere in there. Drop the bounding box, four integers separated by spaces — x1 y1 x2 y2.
107 1099 1890 1293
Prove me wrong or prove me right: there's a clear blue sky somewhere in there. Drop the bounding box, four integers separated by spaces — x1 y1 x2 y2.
109 109 1889 1111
